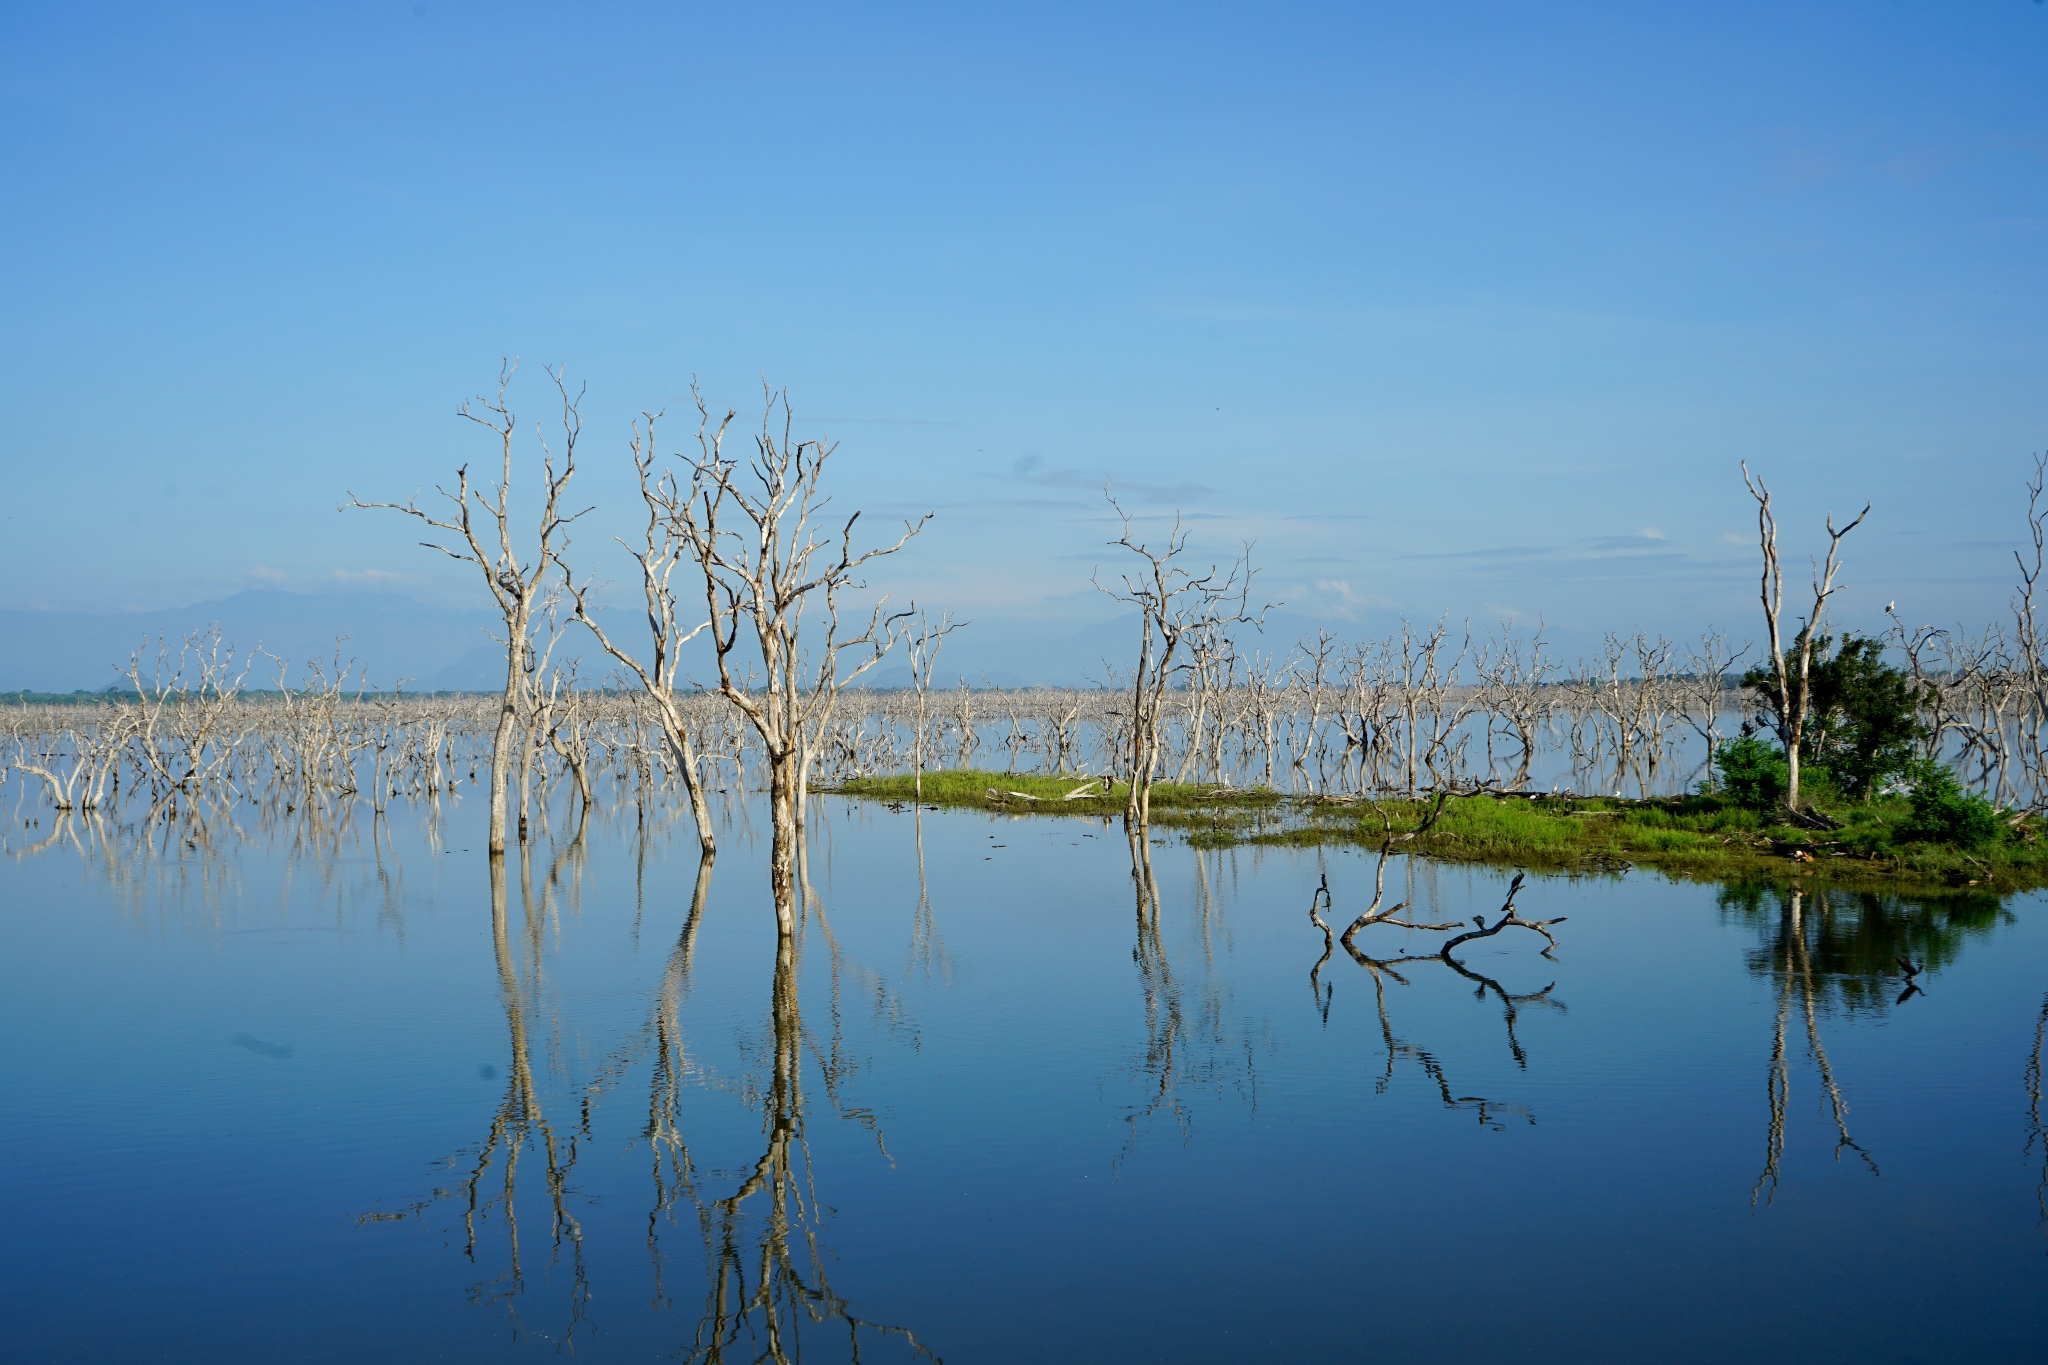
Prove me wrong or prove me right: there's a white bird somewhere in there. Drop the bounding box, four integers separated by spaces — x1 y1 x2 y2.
1885 600 1896 615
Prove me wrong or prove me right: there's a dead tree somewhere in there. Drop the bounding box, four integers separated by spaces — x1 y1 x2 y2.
1678 629 1747 792
675 383 929 931
1095 490 1264 828
1324 793 1463 954
567 407 725 856
1741 463 1868 820
348 361 587 856
1391 617 1454 796
905 608 964 801
1480 620 1552 788
2012 454 2048 807
1435 872 1567 961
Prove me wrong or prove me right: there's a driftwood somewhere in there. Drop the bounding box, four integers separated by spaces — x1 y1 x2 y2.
985 775 1109 804
1311 847 1565 972
1435 872 1567 960
1335 792 1464 949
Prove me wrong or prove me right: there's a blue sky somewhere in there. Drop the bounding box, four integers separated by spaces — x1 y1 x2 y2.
3 1 2045 665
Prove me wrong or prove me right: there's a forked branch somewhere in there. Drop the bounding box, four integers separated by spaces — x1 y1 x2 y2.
1436 872 1568 960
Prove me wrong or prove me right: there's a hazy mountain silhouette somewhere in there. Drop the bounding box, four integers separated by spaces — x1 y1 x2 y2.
0 589 502 692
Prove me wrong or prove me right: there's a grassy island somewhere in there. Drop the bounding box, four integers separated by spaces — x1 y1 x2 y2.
829 769 2047 896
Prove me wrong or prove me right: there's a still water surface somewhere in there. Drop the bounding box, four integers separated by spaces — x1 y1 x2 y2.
4 795 2046 1362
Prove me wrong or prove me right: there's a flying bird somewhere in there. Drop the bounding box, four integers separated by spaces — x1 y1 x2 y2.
1896 955 1922 979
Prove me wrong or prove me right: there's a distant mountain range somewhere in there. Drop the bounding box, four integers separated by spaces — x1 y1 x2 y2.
0 589 1355 693
0 589 505 692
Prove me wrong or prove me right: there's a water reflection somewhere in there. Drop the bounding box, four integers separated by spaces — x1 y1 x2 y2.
14 783 2048 1360
646 853 937 1363
6 794 414 936
461 853 590 1340
391 836 936 1359
1307 872 1561 1129
2026 993 2048 1246
1719 883 2010 1012
1120 839 1267 1159
671 932 935 1362
1750 889 1880 1205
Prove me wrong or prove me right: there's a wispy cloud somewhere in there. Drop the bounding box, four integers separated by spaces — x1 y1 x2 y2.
1399 530 1699 576
1301 578 1394 622
977 453 1213 505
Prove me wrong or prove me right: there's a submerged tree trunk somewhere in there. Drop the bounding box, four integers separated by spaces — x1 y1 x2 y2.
489 642 520 856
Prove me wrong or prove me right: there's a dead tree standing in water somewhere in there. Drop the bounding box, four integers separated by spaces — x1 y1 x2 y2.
676 384 929 933
1678 629 1747 792
567 408 725 856
1095 491 1263 829
348 362 587 856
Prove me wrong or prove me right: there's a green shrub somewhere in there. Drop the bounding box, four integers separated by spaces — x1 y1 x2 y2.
1714 736 1789 810
1741 633 1928 798
1898 760 2001 848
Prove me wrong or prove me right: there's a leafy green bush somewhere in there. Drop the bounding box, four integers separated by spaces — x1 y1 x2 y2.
1713 736 1789 811
1898 760 2001 848
1741 633 1928 798
1806 636 1928 797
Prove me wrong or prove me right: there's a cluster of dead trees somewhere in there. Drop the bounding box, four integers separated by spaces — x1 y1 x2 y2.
13 603 2048 840
12 379 2048 844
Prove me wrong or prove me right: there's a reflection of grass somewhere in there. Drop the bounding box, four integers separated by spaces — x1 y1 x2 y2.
830 771 2048 894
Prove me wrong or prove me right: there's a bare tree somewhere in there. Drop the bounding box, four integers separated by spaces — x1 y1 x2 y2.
905 608 964 801
347 362 587 856
2012 454 2048 807
1678 629 1747 792
1095 491 1264 828
1479 620 1552 789
1741 463 1868 819
566 408 724 856
674 384 930 930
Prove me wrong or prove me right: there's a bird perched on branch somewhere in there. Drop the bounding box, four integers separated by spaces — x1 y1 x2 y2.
1472 915 1487 929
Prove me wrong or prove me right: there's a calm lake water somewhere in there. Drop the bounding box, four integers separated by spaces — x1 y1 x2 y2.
5 792 2046 1363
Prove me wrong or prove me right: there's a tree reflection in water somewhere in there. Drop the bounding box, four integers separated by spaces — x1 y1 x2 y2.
1746 888 1883 1205
2025 993 2048 1245
1718 882 2009 1013
643 852 939 1364
1118 837 1270 1162
408 831 936 1361
1306 866 1560 1130
453 847 591 1345
1722 884 2012 1206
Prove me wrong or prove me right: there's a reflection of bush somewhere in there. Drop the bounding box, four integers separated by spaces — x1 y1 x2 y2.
1718 882 2007 1012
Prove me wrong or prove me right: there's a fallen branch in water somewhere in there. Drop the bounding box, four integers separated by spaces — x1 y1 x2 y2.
1436 872 1567 961
1335 793 1465 949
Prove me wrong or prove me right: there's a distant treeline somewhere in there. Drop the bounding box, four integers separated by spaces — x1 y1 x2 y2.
2 675 1749 708
0 688 496 706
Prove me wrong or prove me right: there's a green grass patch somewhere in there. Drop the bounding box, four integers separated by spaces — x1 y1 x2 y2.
827 769 2048 896
827 769 1288 823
